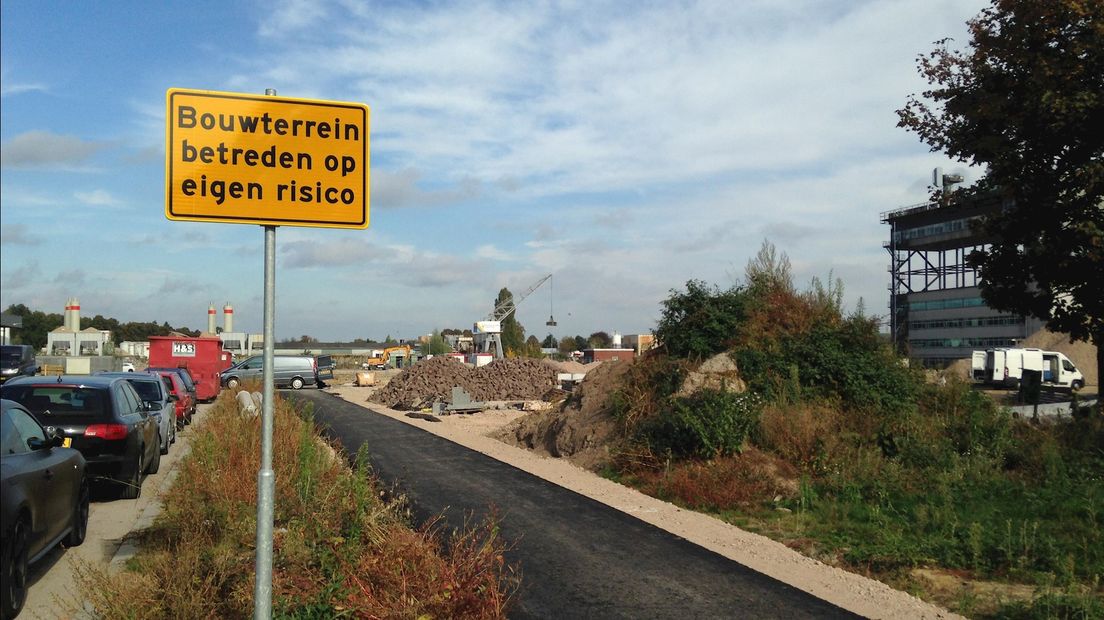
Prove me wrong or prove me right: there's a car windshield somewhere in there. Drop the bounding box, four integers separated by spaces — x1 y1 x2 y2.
2 385 108 416
128 380 162 402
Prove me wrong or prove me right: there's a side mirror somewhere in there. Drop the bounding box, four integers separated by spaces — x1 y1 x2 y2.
29 426 63 449
168 394 179 402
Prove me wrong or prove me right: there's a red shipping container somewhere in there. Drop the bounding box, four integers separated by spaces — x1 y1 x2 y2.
147 336 232 401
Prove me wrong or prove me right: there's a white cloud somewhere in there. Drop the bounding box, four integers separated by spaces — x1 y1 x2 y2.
0 131 110 170
74 189 123 208
475 244 511 261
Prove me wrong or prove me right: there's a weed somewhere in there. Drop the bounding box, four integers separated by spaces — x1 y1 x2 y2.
79 392 516 619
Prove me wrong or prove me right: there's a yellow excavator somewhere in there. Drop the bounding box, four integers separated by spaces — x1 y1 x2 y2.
363 345 412 370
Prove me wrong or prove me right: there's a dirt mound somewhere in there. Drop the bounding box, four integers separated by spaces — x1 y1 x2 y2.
546 359 603 374
369 357 559 410
497 358 636 469
1020 329 1098 386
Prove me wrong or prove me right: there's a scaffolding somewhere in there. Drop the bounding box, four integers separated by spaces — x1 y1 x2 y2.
881 200 990 355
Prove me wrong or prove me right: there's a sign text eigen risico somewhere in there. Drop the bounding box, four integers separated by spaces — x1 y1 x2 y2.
165 89 369 228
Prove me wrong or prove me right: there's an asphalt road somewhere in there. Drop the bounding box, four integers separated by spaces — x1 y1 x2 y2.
294 391 858 619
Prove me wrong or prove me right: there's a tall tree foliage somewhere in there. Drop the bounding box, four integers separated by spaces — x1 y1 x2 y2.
494 287 526 355
898 0 1104 403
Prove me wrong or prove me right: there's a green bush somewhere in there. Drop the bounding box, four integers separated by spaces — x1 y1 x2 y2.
642 389 763 459
655 280 747 359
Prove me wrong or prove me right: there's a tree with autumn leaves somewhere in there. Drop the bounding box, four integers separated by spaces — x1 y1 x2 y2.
898 0 1103 408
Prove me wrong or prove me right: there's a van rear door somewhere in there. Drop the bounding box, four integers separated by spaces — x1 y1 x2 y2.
315 355 334 380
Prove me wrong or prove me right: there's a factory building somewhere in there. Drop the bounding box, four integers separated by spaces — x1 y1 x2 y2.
45 297 113 356
882 184 1044 367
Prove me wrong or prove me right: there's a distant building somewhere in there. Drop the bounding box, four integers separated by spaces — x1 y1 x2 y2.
621 334 656 356
45 297 113 356
581 348 636 363
882 191 1044 367
119 341 151 358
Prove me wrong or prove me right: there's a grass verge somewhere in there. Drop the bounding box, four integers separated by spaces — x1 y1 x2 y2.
78 390 517 618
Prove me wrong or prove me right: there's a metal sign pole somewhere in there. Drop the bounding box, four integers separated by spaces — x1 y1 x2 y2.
254 89 279 620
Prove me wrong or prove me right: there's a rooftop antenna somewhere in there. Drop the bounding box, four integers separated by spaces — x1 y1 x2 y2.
546 275 557 327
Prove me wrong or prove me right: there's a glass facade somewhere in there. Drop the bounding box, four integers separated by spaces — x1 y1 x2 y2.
892 216 979 243
909 337 1019 349
908 315 1024 330
903 296 986 311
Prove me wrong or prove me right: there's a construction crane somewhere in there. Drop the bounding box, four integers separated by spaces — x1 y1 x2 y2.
475 273 555 359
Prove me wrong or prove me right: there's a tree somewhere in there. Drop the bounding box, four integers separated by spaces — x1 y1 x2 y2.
898 0 1104 410
573 335 588 351
494 287 526 355
542 334 557 348
525 335 543 357
655 280 747 359
558 336 578 355
427 330 450 355
744 238 794 295
588 331 612 348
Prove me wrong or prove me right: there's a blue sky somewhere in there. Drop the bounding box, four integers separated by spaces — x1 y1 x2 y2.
1 0 985 342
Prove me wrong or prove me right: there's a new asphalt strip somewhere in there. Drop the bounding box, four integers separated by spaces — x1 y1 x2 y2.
293 390 859 619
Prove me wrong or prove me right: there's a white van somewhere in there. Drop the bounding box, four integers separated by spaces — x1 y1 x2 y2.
973 348 1084 390
220 355 319 390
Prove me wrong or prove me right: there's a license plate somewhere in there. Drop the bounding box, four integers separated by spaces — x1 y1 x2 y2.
62 437 72 448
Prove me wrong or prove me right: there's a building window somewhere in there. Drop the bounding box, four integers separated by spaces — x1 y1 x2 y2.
903 296 987 312
908 315 1024 330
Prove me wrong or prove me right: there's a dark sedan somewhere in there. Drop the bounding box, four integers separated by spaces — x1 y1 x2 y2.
1 376 160 500
1 399 88 620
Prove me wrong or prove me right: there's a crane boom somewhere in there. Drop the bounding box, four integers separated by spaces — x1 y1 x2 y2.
486 273 552 321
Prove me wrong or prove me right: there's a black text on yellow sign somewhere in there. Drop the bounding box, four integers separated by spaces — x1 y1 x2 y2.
165 88 370 229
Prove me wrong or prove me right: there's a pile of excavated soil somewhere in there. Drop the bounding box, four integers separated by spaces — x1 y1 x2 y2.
1020 329 1098 386
369 356 559 410
546 359 601 374
497 357 635 469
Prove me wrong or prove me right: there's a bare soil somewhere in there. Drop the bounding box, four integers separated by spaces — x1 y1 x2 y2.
326 379 961 619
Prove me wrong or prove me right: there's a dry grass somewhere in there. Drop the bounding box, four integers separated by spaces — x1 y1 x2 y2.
630 448 800 511
758 401 844 472
79 391 517 618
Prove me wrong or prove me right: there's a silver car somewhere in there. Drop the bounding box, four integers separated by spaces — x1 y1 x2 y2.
97 372 176 454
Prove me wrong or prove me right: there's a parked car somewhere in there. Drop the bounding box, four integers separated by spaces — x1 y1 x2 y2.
1 375 160 500
1 399 89 619
220 355 320 390
145 367 197 417
98 372 176 455
151 371 193 429
120 362 136 373
0 346 38 385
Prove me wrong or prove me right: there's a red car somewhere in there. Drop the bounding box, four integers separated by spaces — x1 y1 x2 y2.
153 371 192 429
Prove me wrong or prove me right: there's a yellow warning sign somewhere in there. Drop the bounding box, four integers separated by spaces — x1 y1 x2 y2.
165 88 369 229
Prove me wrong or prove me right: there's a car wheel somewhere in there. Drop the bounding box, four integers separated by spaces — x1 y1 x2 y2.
291 377 304 390
2 518 29 620
170 422 177 445
63 479 90 548
1071 380 1083 391
122 451 143 500
226 377 240 389
160 428 170 455
147 441 161 475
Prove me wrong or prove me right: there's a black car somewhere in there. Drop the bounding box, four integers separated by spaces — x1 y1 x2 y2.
0 346 38 385
1 376 160 500
145 367 197 416
1 399 88 619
